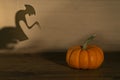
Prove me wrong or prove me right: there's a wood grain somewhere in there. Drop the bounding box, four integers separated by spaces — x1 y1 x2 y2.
0 51 119 80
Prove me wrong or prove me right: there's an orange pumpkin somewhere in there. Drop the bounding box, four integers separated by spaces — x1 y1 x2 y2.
66 34 104 69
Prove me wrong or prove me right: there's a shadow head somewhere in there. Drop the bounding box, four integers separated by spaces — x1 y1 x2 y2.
25 4 36 16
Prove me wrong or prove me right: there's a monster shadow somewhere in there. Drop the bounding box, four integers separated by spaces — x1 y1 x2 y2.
0 4 40 49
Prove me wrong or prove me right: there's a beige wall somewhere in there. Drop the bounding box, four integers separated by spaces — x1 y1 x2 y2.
0 0 120 53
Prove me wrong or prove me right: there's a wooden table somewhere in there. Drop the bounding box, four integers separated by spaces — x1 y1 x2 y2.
0 51 119 80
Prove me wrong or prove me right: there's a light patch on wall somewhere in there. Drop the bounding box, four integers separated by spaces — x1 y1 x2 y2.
0 0 17 27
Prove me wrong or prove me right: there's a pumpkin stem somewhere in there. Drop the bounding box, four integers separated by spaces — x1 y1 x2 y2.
82 34 96 50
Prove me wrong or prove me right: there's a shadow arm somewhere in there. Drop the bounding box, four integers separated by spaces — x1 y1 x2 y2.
26 21 41 29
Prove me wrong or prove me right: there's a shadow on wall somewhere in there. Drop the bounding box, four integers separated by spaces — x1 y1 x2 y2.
0 4 40 49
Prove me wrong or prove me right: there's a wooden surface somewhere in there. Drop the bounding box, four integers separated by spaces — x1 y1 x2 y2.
0 51 119 80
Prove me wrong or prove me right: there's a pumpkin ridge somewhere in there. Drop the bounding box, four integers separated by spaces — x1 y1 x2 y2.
69 47 81 68
66 48 73 66
68 48 78 67
87 49 96 69
95 48 102 68
95 47 104 57
78 49 82 69
68 49 74 66
92 48 98 68
95 47 104 67
80 50 89 69
86 50 90 69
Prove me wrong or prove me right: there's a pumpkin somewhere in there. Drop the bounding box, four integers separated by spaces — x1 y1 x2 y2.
66 34 104 69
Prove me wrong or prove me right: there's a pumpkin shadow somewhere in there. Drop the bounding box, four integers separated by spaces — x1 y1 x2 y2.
39 50 67 66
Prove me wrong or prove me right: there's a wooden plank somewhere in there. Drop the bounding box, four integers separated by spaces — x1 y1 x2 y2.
0 52 119 80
